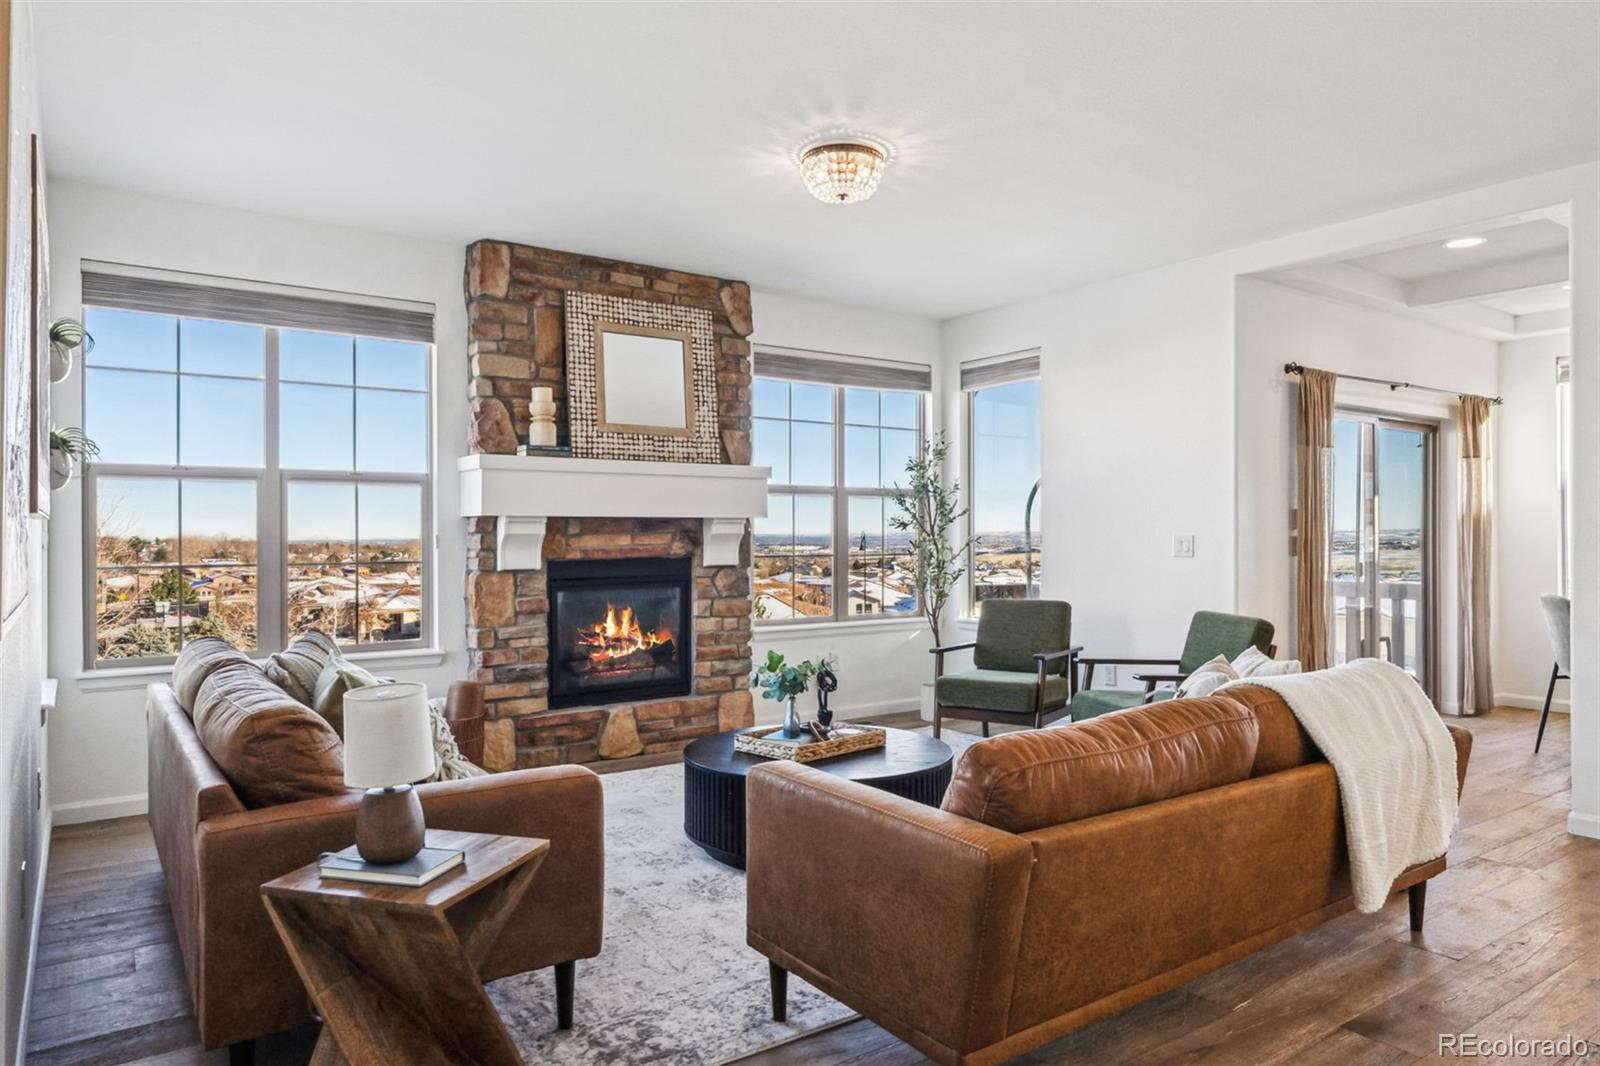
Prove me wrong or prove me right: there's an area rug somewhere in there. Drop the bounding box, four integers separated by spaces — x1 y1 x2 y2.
487 726 980 1064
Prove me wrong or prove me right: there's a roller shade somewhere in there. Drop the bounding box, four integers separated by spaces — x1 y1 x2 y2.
961 349 1040 391
81 267 434 343
755 346 931 392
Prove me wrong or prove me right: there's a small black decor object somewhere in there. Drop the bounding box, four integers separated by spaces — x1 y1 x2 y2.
815 657 839 728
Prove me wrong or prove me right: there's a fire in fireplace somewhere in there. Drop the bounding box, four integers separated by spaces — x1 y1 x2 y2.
548 557 693 709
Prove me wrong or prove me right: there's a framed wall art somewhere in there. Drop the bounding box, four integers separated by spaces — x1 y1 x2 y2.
564 291 720 463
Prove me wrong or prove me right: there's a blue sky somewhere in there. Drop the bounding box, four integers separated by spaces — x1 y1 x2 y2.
85 307 426 544
1333 420 1425 534
970 379 1041 537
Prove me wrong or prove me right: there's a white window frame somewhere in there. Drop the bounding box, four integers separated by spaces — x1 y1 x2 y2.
755 378 928 626
82 313 434 669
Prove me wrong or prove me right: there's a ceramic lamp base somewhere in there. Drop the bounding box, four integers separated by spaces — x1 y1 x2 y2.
355 785 425 864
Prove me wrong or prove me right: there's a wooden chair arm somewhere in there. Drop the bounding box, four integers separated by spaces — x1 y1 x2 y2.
930 641 977 681
1130 671 1187 685
1077 657 1180 693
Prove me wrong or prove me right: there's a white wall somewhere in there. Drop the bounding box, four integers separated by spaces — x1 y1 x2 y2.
747 291 943 722
5 3 49 1058
1496 332 1569 712
941 258 1239 676
45 181 468 824
1234 276 1499 711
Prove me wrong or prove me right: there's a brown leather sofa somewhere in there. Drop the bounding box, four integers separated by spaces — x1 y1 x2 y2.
747 685 1471 1066
147 651 604 1057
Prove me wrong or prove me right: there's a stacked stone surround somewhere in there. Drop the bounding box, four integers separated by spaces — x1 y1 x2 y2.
463 241 756 771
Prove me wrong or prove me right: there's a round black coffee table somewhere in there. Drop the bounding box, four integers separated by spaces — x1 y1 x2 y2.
682 726 955 869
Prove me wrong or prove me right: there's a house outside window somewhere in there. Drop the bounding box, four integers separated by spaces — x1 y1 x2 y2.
751 349 931 624
80 266 433 666
962 351 1042 613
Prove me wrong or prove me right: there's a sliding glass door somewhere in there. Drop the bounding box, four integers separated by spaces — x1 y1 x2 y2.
1330 413 1436 695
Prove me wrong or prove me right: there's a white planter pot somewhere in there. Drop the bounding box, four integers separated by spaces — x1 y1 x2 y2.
919 681 936 722
49 450 74 490
49 345 72 384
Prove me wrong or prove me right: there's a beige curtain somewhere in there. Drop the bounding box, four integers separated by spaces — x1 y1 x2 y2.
1295 369 1337 671
1458 395 1495 715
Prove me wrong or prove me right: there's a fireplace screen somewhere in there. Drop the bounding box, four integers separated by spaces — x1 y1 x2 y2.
548 557 693 709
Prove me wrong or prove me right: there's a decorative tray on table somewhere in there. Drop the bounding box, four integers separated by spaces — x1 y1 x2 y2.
734 723 886 763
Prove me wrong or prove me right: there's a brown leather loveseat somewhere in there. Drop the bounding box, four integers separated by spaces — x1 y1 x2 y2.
747 686 1471 1066
146 636 605 1057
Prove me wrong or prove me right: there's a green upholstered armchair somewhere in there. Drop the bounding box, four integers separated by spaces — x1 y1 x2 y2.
1069 610 1274 721
929 600 1081 739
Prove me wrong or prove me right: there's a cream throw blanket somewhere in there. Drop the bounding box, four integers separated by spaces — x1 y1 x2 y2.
1222 659 1458 912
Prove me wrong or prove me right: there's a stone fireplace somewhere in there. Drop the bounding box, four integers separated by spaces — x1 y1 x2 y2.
461 242 763 771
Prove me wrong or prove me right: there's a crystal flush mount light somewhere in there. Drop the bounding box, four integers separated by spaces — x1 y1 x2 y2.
799 138 890 204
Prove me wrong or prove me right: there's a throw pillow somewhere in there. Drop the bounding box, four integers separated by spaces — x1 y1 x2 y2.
192 660 346 808
1250 658 1303 677
310 654 386 737
1175 654 1240 699
264 630 338 705
172 637 259 715
1231 645 1272 678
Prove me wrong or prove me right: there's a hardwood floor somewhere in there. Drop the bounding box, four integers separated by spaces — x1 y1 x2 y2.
24 708 1595 1065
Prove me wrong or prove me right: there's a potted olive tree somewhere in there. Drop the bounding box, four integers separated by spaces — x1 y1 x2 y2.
889 432 971 721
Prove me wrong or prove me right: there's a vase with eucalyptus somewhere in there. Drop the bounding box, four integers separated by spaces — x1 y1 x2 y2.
750 651 824 739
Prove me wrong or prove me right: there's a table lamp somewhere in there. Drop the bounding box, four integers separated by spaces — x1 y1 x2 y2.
344 682 435 864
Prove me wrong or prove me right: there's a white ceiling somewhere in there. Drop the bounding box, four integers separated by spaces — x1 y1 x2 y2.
33 2 1600 320
1258 214 1571 341
1347 220 1571 284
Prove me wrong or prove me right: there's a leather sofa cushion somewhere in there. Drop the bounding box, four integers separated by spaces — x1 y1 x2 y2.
172 638 259 716
1223 683 1323 776
262 630 338 706
193 661 347 808
942 695 1260 833
937 670 1069 714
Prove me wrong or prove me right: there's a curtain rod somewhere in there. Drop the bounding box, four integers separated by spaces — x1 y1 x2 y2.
1283 362 1502 405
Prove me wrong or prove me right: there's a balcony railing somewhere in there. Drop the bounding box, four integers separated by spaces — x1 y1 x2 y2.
1332 578 1422 671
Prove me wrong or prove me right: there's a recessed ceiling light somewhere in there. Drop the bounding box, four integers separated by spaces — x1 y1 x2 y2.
1443 236 1488 250
1563 284 1572 291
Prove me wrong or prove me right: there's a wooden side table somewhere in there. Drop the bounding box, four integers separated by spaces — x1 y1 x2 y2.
261 830 548 1066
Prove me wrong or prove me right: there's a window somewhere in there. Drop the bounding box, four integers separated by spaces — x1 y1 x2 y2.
751 354 929 624
963 353 1042 612
83 279 432 665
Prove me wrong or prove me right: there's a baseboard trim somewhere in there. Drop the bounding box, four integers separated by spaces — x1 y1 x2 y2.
1495 692 1570 713
1567 811 1600 840
16 809 51 1064
51 792 148 826
753 696 919 727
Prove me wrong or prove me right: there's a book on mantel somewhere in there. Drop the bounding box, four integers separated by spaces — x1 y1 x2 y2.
319 844 465 887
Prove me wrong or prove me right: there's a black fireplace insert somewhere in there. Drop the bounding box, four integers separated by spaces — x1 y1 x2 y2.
547 557 693 709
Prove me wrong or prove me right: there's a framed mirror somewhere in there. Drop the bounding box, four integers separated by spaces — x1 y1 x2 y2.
593 321 694 437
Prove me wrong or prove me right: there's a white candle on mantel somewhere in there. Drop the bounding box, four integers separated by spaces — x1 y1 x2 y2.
528 385 558 447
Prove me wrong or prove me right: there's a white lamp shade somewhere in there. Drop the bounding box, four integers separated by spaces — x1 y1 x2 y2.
343 682 435 789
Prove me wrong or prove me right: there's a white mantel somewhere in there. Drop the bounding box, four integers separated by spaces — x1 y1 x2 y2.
458 453 770 570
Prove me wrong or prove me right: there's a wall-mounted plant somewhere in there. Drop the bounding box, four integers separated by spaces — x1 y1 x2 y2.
49 426 99 490
48 317 93 384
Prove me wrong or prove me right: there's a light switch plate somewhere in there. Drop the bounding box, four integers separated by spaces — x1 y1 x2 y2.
1103 665 1117 686
1173 534 1195 559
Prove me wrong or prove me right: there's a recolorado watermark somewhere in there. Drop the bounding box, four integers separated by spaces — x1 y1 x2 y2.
1439 1033 1591 1058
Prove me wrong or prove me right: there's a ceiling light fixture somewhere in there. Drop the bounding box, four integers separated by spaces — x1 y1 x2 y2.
799 138 889 204
1444 236 1488 250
